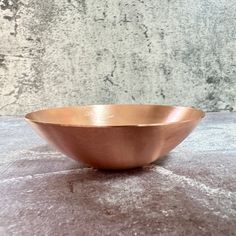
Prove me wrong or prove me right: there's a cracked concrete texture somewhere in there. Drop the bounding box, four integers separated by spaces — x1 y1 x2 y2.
0 0 236 115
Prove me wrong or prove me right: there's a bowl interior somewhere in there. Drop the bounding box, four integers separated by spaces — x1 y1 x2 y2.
25 104 204 127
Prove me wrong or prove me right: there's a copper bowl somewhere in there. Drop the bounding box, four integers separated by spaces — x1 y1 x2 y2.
25 104 204 170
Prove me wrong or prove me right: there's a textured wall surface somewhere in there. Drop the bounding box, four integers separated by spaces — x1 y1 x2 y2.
0 0 236 115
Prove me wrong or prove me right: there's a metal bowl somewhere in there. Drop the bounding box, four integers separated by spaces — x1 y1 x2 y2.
25 104 205 169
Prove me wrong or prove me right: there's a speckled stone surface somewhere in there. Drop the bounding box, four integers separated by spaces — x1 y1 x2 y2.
0 113 235 236
0 0 236 115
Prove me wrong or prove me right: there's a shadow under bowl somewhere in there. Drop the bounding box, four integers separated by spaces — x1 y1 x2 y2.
25 104 204 170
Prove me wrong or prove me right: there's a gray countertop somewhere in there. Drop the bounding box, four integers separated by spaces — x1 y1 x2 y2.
0 113 235 236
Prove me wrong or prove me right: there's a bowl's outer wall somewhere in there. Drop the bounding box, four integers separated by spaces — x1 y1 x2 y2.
27 118 202 169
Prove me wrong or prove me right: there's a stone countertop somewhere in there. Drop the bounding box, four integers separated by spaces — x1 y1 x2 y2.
0 113 235 236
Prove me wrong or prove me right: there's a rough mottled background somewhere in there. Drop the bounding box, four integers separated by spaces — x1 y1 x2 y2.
0 0 236 115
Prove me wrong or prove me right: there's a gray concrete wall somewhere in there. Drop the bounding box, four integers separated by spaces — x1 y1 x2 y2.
0 0 236 115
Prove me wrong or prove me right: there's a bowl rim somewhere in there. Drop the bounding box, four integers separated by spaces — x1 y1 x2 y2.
25 104 205 128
